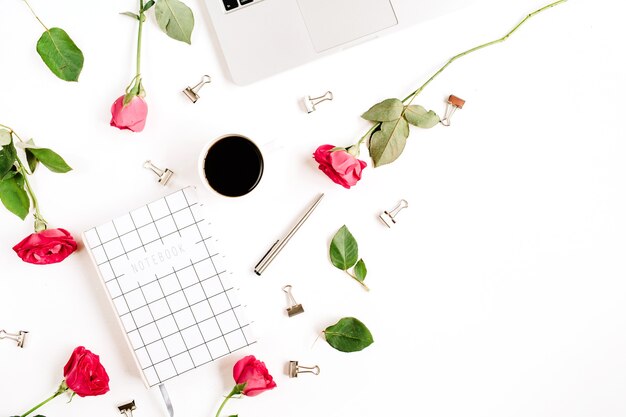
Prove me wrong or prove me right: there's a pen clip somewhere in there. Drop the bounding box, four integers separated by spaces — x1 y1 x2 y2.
254 239 280 275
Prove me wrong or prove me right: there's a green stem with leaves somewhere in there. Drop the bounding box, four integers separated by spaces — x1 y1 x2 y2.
0 125 48 229
20 382 68 417
356 0 567 150
345 270 370 291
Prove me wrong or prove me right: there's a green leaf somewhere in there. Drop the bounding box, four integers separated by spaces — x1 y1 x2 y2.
0 175 30 220
404 105 440 128
0 129 11 146
2 168 18 181
27 148 72 173
120 11 140 20
0 144 17 177
155 0 195 44
369 117 410 167
26 148 38 173
354 259 367 282
362 98 404 122
330 225 358 270
324 317 374 353
36 27 84 82
143 0 156 11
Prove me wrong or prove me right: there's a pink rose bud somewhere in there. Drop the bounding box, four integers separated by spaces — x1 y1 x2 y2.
232 355 277 397
313 144 367 189
12 228 77 265
110 95 148 132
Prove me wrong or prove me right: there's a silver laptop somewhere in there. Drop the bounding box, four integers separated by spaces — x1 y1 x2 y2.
205 0 468 85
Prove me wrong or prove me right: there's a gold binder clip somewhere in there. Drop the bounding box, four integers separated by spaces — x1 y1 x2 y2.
118 400 136 417
144 160 174 185
282 285 304 317
289 361 320 378
0 329 28 348
441 94 465 126
379 199 408 228
183 75 212 103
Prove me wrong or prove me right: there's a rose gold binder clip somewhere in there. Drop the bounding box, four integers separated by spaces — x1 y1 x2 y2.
379 199 408 228
118 400 136 417
303 91 333 113
441 95 465 126
0 329 28 348
183 75 211 103
144 160 174 185
283 285 304 317
289 361 320 378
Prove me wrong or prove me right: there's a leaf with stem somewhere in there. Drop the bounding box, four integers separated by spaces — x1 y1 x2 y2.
404 105 440 128
369 117 410 167
324 317 374 353
329 225 358 270
36 28 84 82
362 98 404 122
0 174 30 220
27 148 72 173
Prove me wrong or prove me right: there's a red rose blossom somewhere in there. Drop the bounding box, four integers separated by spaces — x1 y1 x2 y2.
63 346 110 397
110 95 148 132
313 144 367 189
232 355 277 397
12 228 77 265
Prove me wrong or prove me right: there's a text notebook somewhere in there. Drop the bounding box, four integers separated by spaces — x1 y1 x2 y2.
83 187 255 387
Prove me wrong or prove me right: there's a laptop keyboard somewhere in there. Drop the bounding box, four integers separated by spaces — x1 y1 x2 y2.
222 0 254 11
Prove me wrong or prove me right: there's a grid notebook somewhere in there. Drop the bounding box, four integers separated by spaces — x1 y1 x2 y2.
83 187 255 387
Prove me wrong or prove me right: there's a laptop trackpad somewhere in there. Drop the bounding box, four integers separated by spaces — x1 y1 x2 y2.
297 0 398 52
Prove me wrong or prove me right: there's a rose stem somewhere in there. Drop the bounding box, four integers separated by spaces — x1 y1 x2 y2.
136 0 144 82
345 270 370 291
402 0 567 106
22 0 49 31
20 383 67 417
214 386 240 417
356 0 567 150
0 125 48 229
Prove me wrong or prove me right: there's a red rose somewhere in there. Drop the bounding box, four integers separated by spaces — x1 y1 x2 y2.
13 228 77 265
110 95 148 132
233 355 277 397
313 144 367 189
63 346 110 397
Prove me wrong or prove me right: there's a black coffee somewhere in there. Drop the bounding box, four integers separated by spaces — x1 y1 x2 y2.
202 135 263 197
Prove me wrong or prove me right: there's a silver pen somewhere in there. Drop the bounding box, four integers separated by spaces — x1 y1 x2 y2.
254 193 324 276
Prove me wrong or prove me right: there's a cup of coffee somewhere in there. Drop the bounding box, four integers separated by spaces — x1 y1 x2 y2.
198 134 264 197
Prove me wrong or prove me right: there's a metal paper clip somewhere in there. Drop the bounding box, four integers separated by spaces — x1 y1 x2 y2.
183 75 212 103
0 329 28 348
144 160 174 185
118 401 136 417
441 94 465 126
303 91 333 113
379 199 408 228
283 285 304 317
289 361 320 378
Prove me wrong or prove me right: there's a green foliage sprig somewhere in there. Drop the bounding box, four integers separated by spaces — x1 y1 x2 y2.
0 124 71 230
330 225 369 291
121 0 195 45
22 0 84 82
352 0 568 168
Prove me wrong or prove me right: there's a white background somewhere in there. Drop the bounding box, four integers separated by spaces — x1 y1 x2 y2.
1 0 625 416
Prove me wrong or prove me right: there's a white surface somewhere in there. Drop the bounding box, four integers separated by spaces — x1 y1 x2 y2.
1 1 625 417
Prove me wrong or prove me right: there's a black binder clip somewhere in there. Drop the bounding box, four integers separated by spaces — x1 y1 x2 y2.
0 329 28 348
283 285 304 317
118 400 136 417
289 361 320 378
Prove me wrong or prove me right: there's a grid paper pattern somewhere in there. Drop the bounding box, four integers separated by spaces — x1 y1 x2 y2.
83 187 255 387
